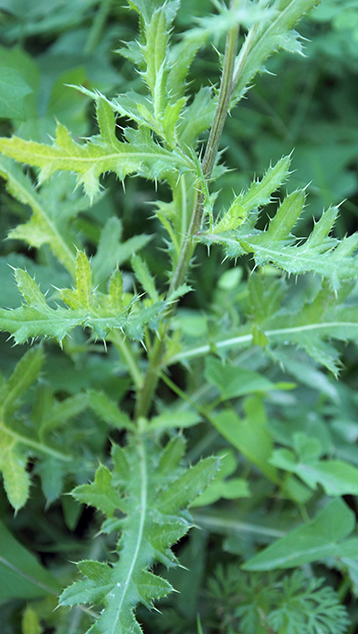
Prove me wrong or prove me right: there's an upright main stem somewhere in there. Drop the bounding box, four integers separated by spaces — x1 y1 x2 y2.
134 20 240 422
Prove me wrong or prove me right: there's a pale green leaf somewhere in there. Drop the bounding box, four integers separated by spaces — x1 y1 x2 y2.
158 456 220 513
177 86 216 147
127 0 179 25
232 0 322 103
0 347 44 418
211 398 278 482
157 436 186 475
131 254 159 301
72 465 125 517
184 4 277 45
92 217 151 288
0 105 193 199
199 184 358 288
88 390 134 431
136 570 173 609
0 159 82 276
142 7 169 116
204 356 275 400
77 560 113 586
0 67 32 120
168 284 358 373
271 433 358 496
0 520 61 600
0 443 30 511
243 499 358 570
22 606 42 634
149 410 201 430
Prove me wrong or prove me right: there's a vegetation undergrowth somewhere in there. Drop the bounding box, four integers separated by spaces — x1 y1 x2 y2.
0 0 358 633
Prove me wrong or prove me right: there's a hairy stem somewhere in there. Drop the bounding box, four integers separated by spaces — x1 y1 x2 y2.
168 21 240 295
134 21 239 421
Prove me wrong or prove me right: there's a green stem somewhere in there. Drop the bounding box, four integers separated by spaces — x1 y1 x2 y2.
168 21 240 296
167 320 358 364
134 20 239 421
159 370 209 418
134 328 166 420
109 330 144 391
1 425 72 462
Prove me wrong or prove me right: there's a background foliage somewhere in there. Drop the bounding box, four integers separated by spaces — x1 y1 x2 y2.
0 1 358 633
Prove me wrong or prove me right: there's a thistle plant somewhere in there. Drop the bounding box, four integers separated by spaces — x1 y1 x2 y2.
0 1 358 633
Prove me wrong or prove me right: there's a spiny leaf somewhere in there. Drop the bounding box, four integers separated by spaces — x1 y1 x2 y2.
199 171 358 289
87 390 134 431
157 436 186 475
262 285 358 374
177 86 216 148
60 435 220 633
92 217 152 289
184 2 277 45
0 255 167 344
158 456 220 513
0 100 193 200
232 0 322 103
142 7 169 115
170 279 358 375
127 0 179 25
131 254 159 302
72 465 126 517
212 154 291 234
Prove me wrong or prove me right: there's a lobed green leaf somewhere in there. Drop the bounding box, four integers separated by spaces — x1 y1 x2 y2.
0 99 193 200
60 435 220 633
0 253 167 344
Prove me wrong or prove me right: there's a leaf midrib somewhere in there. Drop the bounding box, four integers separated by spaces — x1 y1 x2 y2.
169 321 358 363
110 437 148 634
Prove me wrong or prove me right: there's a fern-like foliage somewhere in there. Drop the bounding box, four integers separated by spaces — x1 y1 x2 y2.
60 434 220 633
197 155 358 289
208 566 350 634
0 98 193 200
0 251 166 344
